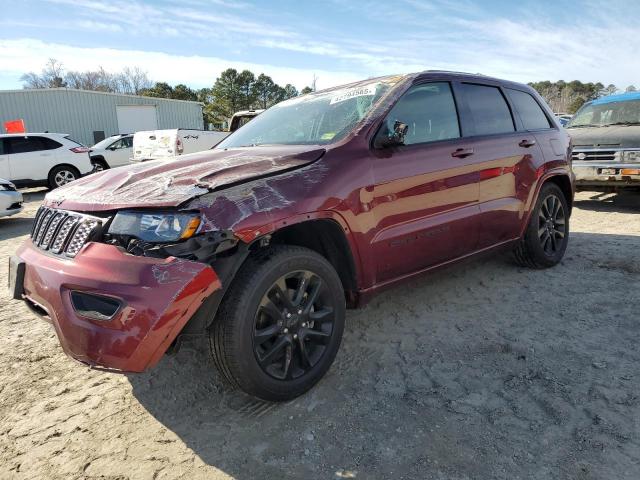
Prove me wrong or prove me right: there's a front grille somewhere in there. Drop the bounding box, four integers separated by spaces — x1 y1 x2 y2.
31 207 102 257
571 150 618 162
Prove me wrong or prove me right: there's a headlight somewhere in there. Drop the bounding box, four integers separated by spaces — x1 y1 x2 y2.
108 211 202 243
622 151 640 163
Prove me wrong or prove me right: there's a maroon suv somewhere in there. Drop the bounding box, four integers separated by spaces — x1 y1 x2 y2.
10 71 574 401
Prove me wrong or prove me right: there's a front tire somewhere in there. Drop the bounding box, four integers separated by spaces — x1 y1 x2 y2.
514 182 569 268
210 245 346 401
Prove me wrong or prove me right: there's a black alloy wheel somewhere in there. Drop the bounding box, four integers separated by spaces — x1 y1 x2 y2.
253 270 335 380
537 193 566 256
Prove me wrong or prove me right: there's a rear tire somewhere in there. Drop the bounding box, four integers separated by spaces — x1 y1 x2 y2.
210 245 345 401
514 182 569 268
48 165 80 189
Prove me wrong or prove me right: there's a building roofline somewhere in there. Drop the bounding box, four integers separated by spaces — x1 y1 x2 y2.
0 87 204 106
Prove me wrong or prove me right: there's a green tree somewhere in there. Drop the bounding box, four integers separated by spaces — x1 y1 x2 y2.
140 82 174 98
237 70 256 110
568 97 586 114
300 86 313 95
282 84 299 100
172 84 197 101
252 73 277 109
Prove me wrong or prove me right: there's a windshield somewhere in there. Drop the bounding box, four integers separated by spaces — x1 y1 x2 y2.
216 78 400 148
567 99 640 128
92 136 120 149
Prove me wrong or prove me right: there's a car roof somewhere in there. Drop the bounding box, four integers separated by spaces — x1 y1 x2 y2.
591 91 640 106
0 132 69 138
414 70 530 90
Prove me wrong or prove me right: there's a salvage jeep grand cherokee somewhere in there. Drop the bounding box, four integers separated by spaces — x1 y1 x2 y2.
10 72 574 401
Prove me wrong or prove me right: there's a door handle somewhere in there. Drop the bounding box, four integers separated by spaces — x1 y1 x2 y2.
519 139 536 148
451 148 474 158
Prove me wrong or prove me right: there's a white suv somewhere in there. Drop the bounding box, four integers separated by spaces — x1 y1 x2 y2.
0 133 94 189
89 134 133 170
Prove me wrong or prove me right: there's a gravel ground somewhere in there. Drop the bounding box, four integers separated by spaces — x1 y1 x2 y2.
0 189 639 480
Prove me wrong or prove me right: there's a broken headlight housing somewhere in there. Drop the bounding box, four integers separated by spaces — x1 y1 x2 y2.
107 210 202 243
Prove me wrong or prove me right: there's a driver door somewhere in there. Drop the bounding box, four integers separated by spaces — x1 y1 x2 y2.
108 137 133 167
369 82 481 283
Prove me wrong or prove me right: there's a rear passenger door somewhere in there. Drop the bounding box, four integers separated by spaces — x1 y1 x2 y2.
456 82 545 248
6 136 61 183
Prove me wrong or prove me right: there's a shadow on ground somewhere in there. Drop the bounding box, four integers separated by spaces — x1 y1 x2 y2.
129 232 640 479
574 190 640 213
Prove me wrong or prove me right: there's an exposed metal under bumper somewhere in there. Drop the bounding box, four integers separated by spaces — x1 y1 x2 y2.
572 162 640 187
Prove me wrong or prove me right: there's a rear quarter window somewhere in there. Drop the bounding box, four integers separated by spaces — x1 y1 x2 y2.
40 137 63 150
460 83 515 136
506 88 552 130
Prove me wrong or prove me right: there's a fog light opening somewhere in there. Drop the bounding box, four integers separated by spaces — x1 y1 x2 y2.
70 291 122 321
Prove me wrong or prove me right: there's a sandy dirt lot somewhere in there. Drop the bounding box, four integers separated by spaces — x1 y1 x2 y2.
0 189 638 480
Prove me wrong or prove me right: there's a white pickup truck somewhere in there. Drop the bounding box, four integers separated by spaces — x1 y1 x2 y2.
131 110 264 163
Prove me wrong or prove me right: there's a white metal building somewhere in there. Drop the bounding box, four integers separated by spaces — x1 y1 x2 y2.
0 88 204 146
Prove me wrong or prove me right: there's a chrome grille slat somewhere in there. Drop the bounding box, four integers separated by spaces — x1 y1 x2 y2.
51 216 79 254
31 206 46 237
572 150 617 162
30 207 101 257
35 210 54 245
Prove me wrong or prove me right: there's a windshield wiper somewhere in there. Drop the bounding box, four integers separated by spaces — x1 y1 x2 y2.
566 124 601 129
602 122 640 126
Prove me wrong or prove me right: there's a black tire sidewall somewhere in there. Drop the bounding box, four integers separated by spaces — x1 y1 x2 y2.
525 183 569 266
222 248 345 400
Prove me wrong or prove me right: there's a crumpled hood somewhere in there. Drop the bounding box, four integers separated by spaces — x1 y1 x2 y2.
567 125 640 148
44 145 325 211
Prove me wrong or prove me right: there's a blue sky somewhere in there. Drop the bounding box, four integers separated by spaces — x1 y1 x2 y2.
0 0 639 91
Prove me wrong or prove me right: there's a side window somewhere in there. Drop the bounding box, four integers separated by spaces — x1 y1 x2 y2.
380 82 460 145
39 137 63 150
506 88 552 130
7 136 45 154
110 139 125 149
460 83 515 136
0 139 5 155
124 136 133 148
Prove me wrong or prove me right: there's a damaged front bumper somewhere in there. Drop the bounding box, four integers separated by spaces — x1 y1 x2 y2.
573 161 640 187
11 240 220 372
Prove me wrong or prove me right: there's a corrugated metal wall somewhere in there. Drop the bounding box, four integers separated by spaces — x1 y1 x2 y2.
0 88 204 146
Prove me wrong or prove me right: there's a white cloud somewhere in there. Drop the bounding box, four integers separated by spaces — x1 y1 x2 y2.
0 38 362 90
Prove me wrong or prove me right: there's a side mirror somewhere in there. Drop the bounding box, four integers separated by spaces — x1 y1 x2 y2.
375 120 408 148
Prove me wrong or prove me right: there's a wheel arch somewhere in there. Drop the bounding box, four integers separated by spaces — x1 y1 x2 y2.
267 218 359 300
90 155 109 168
518 170 573 239
48 163 81 178
543 173 573 214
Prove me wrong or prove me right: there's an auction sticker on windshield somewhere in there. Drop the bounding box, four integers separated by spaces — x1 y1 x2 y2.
330 84 379 105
